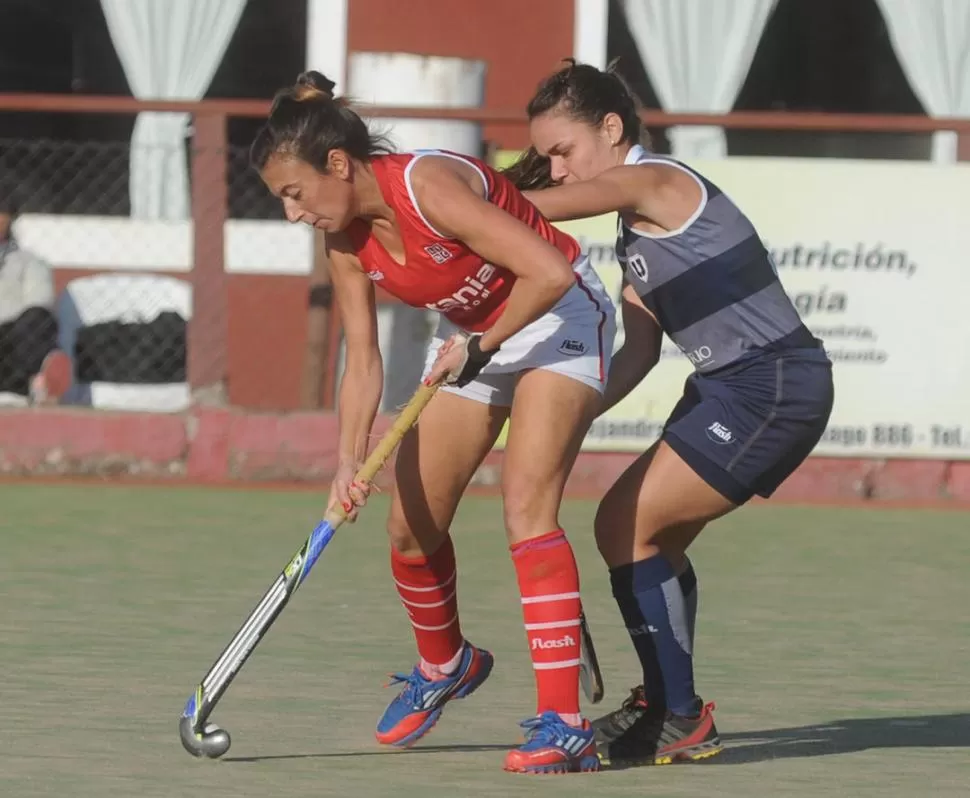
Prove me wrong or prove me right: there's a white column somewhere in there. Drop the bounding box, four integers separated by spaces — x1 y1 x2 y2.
306 0 348 92
574 0 610 69
342 53 488 412
305 0 349 297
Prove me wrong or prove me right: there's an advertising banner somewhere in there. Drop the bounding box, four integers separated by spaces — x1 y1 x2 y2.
495 154 970 459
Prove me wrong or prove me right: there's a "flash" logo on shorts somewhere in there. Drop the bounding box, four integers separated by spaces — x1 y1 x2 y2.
557 339 587 356
706 422 735 444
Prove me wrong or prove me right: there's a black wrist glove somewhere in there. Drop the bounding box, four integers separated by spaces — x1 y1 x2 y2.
449 334 499 388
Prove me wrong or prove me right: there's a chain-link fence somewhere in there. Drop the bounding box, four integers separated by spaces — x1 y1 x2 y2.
0 136 282 218
0 117 322 413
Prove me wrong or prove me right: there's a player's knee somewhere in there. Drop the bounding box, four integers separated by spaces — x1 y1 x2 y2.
594 496 667 563
501 485 552 544
592 501 617 558
386 507 421 556
502 496 534 544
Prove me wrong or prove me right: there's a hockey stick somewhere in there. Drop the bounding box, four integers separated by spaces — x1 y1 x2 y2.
178 382 440 759
579 610 605 704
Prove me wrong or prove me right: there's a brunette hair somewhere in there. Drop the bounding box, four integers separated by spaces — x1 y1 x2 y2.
250 70 392 172
502 58 649 190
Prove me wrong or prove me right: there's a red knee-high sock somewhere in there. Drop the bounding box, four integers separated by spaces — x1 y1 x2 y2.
511 529 582 719
391 535 464 671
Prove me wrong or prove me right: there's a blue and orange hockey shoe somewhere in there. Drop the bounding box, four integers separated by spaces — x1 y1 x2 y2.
374 642 493 747
503 711 601 774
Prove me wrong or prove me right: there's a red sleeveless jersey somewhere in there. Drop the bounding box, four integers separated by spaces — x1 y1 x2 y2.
345 151 582 333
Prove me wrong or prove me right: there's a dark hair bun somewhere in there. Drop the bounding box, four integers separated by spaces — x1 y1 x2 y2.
294 70 337 101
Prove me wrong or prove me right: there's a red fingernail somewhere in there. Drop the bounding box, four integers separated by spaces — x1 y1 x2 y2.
342 501 353 512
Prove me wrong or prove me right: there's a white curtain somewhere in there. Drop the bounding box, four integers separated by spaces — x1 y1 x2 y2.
874 0 970 163
100 0 247 219
619 0 778 159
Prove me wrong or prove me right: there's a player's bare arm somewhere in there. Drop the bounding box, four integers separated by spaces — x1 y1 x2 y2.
409 156 575 354
600 283 662 414
327 231 384 516
524 163 702 234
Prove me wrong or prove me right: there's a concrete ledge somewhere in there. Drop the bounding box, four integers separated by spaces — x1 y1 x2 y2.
0 408 187 476
1 407 969 505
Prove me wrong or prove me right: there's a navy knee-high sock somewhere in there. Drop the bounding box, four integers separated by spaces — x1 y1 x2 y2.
610 555 698 717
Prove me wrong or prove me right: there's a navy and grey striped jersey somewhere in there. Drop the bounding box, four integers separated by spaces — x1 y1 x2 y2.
616 145 815 373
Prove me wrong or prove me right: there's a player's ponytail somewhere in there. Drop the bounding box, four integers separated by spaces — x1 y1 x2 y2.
501 147 555 191
250 71 391 172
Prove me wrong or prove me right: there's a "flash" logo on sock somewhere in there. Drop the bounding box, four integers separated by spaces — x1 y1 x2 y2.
531 634 577 650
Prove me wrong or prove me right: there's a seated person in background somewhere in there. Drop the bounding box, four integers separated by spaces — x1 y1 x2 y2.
0 197 72 404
